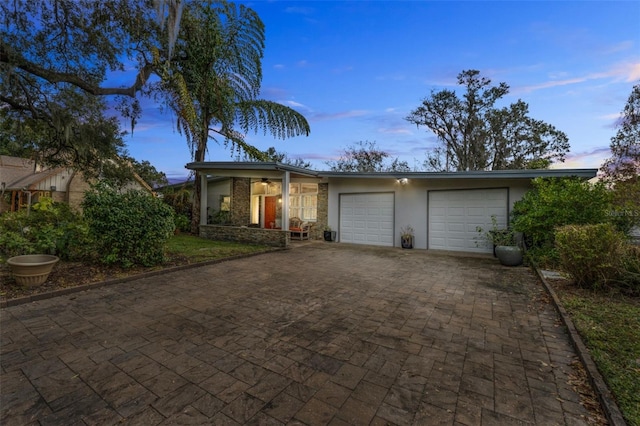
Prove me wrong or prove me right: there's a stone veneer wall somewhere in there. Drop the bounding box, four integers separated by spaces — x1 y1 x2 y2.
199 225 289 248
231 177 251 226
313 182 329 240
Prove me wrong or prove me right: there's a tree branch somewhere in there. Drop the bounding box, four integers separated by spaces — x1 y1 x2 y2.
1 44 155 98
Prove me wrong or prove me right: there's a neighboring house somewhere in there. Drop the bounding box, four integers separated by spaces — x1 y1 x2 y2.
186 161 598 252
0 155 153 214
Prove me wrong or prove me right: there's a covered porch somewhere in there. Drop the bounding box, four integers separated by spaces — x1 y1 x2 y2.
185 162 327 247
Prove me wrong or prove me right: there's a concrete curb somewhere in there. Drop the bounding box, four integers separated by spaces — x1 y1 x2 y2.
1 247 285 308
533 265 628 426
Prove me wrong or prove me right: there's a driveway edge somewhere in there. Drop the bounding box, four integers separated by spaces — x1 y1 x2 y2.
533 265 628 426
1 247 286 309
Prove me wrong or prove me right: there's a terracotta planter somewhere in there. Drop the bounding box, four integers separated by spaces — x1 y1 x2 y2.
7 254 59 287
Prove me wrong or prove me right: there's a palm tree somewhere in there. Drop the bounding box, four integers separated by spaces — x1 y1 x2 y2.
161 0 310 232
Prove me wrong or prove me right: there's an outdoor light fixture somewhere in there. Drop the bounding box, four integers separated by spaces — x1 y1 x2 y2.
397 178 409 185
261 178 271 185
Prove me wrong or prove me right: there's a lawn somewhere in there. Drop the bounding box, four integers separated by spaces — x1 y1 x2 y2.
166 233 272 261
551 281 640 426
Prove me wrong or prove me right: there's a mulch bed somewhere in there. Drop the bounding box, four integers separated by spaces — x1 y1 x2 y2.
0 255 191 302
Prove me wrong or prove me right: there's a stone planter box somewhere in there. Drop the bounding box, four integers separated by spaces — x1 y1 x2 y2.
7 254 59 287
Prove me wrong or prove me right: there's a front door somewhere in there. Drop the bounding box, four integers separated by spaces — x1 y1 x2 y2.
265 196 278 228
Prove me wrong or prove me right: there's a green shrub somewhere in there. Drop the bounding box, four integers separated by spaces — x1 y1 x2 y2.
82 183 175 267
512 177 613 265
0 230 33 257
0 202 90 260
174 213 191 233
618 245 640 296
555 223 625 290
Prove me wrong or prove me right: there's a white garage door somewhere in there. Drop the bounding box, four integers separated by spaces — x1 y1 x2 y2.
340 193 394 246
428 189 508 253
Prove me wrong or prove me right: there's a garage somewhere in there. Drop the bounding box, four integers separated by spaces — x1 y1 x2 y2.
340 193 394 246
428 188 508 253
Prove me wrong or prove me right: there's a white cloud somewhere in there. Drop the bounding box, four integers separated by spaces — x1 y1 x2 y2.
377 127 413 135
552 147 611 169
601 40 635 55
599 113 622 121
285 100 307 108
311 110 369 121
516 61 640 94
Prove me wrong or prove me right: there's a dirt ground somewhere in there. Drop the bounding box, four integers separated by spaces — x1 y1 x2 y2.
0 254 191 302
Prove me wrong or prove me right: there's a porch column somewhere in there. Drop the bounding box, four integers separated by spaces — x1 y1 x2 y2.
282 171 290 230
200 173 208 225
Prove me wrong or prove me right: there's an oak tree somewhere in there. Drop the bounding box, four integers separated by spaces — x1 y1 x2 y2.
406 70 570 171
600 83 640 230
1 0 181 173
326 141 411 172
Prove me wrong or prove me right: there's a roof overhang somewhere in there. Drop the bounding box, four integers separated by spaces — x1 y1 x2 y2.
185 161 598 179
185 162 598 181
319 168 599 180
185 162 321 179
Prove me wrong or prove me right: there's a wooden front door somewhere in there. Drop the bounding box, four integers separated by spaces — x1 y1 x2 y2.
264 196 277 228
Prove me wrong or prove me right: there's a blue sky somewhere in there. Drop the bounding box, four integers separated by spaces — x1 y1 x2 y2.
119 1 640 182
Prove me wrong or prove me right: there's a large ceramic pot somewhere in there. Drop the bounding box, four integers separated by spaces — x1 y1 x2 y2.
495 246 523 266
323 230 336 242
7 254 59 287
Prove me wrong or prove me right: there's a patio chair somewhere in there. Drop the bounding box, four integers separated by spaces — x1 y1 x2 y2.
290 217 310 240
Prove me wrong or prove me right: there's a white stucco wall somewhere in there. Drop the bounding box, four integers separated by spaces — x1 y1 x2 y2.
326 177 532 249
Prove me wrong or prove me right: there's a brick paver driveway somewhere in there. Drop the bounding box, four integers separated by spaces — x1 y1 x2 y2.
1 243 595 425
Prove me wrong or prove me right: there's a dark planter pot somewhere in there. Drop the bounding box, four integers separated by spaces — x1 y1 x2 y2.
495 246 523 266
401 235 414 249
323 230 336 242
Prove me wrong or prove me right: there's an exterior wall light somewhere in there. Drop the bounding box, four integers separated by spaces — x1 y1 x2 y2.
397 178 409 185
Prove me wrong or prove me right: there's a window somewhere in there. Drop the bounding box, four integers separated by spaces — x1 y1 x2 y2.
289 183 318 221
220 196 230 211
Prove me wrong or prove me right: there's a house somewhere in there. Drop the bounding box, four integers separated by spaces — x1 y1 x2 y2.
0 155 153 214
185 161 598 253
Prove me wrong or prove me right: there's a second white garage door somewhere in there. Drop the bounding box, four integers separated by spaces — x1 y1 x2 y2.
340 193 394 246
428 188 508 253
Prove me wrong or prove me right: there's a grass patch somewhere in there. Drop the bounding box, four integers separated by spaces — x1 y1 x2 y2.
166 234 272 262
556 290 640 426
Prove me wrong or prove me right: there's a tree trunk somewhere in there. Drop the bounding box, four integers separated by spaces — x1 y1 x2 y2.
190 142 206 234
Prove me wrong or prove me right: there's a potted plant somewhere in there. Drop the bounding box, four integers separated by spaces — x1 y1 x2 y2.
400 225 414 249
476 216 523 266
323 226 336 242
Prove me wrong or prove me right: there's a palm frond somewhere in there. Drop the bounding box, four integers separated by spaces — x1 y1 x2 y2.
236 100 310 139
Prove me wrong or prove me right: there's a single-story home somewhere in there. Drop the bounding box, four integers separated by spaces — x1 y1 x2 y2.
186 161 598 253
0 155 153 213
